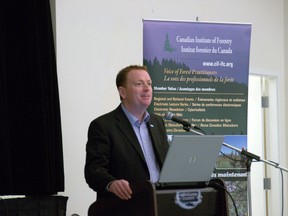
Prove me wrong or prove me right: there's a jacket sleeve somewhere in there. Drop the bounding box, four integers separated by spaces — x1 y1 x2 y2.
84 119 115 195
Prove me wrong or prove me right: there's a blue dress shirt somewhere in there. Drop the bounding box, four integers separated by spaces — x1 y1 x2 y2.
121 104 160 183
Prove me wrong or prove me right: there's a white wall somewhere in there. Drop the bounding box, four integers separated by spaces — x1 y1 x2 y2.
55 0 287 215
285 0 288 177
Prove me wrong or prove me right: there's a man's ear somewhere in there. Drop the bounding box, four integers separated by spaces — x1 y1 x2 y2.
118 86 126 100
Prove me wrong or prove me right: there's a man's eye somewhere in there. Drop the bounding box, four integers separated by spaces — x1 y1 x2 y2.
134 82 152 87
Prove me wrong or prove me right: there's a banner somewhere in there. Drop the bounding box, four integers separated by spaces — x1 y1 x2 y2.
143 19 252 215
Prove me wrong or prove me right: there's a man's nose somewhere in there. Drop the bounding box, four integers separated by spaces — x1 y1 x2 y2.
143 83 150 89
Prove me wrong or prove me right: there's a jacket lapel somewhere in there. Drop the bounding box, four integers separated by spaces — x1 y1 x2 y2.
114 106 146 163
146 116 165 167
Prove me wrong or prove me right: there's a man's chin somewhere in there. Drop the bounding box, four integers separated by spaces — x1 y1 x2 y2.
141 101 151 108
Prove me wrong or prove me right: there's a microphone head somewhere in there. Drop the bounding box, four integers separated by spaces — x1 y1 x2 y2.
164 112 174 120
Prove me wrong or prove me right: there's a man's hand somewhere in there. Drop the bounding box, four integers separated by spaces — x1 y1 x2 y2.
108 179 133 200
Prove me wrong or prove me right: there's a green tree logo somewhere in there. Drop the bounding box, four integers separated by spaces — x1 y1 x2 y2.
164 33 176 52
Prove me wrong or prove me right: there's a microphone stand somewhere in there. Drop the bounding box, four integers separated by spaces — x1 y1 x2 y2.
222 142 288 216
183 125 288 216
222 142 288 173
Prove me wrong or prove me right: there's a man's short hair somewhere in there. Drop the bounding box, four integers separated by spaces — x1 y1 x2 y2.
116 65 148 89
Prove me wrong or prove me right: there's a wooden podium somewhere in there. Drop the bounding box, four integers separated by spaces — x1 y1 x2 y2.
88 179 229 216
155 179 229 216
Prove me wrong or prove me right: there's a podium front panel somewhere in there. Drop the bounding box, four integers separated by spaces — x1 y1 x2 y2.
156 187 228 216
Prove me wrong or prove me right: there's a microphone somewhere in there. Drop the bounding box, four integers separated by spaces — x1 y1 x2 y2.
164 112 195 128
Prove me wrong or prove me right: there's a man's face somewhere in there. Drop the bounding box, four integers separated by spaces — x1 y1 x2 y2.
119 69 152 112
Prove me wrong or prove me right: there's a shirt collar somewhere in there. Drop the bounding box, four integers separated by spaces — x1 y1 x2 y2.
121 103 150 126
